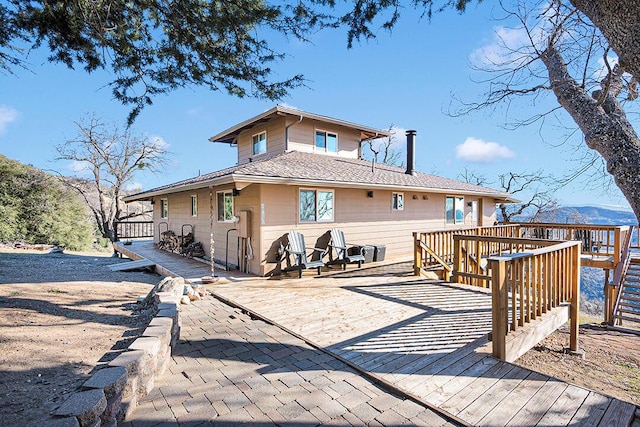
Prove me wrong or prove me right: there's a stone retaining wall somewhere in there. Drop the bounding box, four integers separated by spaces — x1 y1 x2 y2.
47 280 184 427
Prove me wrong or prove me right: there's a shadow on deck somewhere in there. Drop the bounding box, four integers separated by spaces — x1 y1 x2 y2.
113 240 638 426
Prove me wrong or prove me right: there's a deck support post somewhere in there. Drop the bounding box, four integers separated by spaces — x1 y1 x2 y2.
490 259 508 361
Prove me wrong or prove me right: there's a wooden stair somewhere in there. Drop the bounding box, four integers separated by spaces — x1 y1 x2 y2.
612 256 640 326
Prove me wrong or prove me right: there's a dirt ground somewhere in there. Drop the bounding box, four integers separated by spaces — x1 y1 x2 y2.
0 248 159 426
0 249 638 426
516 323 640 405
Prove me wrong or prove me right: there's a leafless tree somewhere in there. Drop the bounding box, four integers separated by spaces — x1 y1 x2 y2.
458 168 558 222
497 170 559 222
56 115 168 241
455 1 640 221
362 125 405 168
458 167 488 187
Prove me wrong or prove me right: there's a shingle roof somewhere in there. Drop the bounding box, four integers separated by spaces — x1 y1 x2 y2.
125 151 515 202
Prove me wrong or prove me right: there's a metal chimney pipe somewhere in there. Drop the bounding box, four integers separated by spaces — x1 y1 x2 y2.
405 130 416 176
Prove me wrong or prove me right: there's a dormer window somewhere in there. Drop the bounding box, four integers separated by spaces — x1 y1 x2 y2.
315 130 337 153
252 131 266 155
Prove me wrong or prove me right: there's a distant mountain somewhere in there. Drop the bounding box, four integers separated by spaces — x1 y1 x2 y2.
504 205 637 225
502 205 637 314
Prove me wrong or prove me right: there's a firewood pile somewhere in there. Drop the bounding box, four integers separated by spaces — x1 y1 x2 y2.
158 230 180 252
182 241 205 258
158 230 204 258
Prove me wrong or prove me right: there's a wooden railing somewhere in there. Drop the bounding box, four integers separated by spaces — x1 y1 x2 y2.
452 235 559 288
413 225 520 277
114 221 154 241
608 225 635 324
415 223 634 277
489 240 581 361
515 223 630 262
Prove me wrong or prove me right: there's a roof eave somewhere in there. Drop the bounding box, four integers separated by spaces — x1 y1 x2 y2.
232 174 516 200
208 105 391 144
123 175 237 202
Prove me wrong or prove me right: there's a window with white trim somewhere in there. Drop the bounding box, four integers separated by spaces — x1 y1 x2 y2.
392 192 404 211
252 131 266 155
446 196 465 224
315 130 337 153
217 191 234 222
160 199 168 219
299 189 334 222
191 195 198 217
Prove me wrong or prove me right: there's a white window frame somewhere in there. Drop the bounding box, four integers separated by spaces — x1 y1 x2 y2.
471 200 478 223
160 199 168 219
299 188 335 223
314 129 338 153
445 196 465 225
217 190 234 222
190 195 198 217
252 131 267 156
392 192 404 211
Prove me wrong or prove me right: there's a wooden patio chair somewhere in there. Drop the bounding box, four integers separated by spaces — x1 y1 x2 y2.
328 228 365 270
281 230 326 278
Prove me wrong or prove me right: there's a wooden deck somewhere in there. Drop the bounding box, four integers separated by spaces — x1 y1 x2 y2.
115 241 638 426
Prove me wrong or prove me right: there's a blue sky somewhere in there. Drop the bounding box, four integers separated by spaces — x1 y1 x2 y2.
0 3 633 210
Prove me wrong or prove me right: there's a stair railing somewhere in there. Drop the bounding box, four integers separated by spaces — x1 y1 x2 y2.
610 225 635 325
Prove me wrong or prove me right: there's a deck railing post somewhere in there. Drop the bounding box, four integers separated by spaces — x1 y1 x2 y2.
490 258 508 360
570 242 581 351
413 232 422 276
453 236 462 283
613 227 621 265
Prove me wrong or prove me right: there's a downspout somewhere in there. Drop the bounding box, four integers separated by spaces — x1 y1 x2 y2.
285 115 303 151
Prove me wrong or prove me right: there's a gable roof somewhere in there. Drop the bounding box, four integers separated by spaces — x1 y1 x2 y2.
125 151 516 203
208 105 391 145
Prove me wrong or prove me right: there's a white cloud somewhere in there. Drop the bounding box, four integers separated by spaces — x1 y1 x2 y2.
456 137 515 163
68 160 92 177
470 26 532 68
149 135 170 150
125 182 143 192
0 105 19 134
593 55 620 80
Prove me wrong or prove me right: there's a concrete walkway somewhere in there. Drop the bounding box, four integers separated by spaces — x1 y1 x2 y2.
123 296 458 426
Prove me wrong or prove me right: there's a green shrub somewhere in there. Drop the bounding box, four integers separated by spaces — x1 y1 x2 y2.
0 154 94 250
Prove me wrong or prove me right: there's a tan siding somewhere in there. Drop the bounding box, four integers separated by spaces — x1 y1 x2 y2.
287 119 360 158
237 117 287 164
233 184 261 274
151 184 499 277
256 185 499 275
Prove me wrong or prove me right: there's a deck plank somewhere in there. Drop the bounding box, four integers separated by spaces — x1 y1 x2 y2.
537 384 590 426
107 258 155 271
569 391 611 426
505 379 568 426
477 371 549 426
440 361 518 416
457 366 531 425
424 355 499 406
597 397 636 427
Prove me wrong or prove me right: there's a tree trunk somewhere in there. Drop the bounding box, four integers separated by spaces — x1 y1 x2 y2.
570 0 640 81
540 45 640 221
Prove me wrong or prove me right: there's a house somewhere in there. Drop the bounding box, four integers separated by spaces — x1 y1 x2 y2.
124 105 515 276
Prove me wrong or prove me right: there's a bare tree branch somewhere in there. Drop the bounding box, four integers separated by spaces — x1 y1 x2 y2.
55 114 168 241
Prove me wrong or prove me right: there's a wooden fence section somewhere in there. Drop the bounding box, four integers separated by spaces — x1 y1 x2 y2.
114 220 154 241
516 223 630 265
413 225 520 278
489 240 581 362
452 235 559 288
